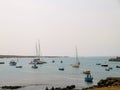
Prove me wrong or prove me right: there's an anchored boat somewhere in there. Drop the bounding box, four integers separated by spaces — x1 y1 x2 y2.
72 47 80 68
85 73 93 82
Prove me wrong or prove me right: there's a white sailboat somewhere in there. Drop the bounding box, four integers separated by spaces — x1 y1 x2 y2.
29 41 47 64
72 47 80 68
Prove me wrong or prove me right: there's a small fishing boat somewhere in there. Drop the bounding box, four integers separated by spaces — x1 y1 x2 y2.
52 60 55 63
96 63 101 65
32 64 38 69
59 60 64 71
0 62 5 64
60 60 63 63
116 65 120 68
101 62 108 67
9 60 17 66
83 70 90 74
16 66 23 68
108 67 113 70
85 73 93 82
101 64 108 67
105 67 110 71
58 67 64 71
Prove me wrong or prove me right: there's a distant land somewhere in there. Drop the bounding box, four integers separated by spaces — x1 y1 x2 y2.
0 55 69 58
109 57 120 62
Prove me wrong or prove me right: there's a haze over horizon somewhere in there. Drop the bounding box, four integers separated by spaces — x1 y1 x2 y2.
0 0 120 56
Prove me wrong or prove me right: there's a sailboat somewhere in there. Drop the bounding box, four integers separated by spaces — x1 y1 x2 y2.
29 41 47 64
71 47 80 68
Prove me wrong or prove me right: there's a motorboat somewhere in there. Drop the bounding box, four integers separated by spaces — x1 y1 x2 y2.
9 60 17 66
58 67 64 71
32 64 38 69
0 62 5 64
83 70 90 74
105 67 110 71
116 65 120 68
108 67 113 70
60 60 63 63
16 66 23 68
52 60 55 63
85 73 93 82
101 64 108 67
96 63 101 65
101 62 108 67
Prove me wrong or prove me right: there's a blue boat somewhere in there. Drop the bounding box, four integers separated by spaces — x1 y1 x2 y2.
85 73 93 82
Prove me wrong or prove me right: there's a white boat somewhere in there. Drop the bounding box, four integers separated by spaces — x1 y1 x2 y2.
72 47 80 68
105 67 110 71
83 70 90 74
29 41 47 64
101 62 108 67
9 60 17 66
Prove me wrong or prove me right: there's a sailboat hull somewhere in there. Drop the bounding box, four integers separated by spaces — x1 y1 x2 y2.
72 63 80 68
29 59 47 64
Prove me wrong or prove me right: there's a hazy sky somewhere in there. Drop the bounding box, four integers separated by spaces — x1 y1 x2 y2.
0 0 120 56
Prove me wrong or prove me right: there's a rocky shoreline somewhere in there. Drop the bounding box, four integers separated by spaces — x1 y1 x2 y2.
0 77 120 90
109 57 120 62
82 77 120 90
48 85 76 90
0 85 76 90
0 86 24 89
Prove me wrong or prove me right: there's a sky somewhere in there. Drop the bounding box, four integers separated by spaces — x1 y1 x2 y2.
0 0 120 56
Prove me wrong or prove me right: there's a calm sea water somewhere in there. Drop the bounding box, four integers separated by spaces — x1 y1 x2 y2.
0 57 120 90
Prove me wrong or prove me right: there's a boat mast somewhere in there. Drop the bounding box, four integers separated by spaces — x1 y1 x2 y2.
36 43 38 58
75 46 78 63
38 40 40 60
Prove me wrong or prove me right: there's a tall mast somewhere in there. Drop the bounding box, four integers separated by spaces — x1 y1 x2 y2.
36 42 38 57
75 46 78 63
38 40 40 60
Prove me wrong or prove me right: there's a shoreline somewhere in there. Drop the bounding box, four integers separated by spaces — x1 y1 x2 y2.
82 77 120 90
87 86 120 90
0 77 120 90
109 57 120 62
